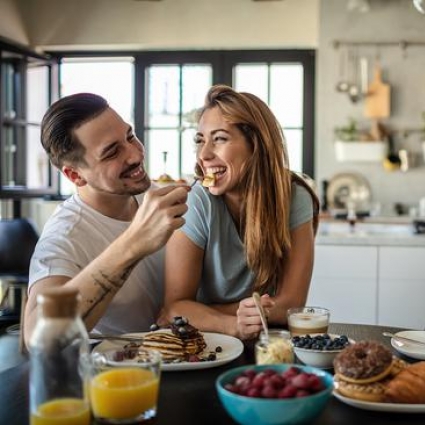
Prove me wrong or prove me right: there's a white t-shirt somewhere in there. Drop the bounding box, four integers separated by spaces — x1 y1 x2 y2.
29 193 164 335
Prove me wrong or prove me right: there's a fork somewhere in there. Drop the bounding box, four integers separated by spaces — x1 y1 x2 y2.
190 176 201 187
89 333 144 343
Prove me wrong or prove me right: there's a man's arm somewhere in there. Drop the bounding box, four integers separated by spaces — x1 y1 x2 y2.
24 185 189 347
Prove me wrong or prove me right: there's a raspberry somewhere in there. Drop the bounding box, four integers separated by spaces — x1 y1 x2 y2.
269 374 285 389
277 384 297 399
242 369 257 380
252 371 268 388
235 376 251 387
246 387 261 398
281 366 300 380
291 373 311 389
307 374 324 392
261 385 277 398
227 367 325 399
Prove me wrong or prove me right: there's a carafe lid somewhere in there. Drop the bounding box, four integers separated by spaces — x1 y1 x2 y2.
37 287 80 318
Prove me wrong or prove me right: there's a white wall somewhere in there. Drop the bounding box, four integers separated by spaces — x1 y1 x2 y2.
317 0 425 215
0 0 29 44
20 0 319 51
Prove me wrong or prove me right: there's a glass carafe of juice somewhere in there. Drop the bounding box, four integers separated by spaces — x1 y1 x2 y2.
29 287 90 425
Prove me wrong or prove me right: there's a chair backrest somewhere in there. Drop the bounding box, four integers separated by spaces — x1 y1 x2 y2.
0 218 39 279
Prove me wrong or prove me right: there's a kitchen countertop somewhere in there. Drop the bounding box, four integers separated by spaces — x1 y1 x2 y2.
316 218 425 246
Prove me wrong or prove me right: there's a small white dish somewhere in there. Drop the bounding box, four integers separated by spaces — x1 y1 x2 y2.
293 334 355 369
391 330 425 360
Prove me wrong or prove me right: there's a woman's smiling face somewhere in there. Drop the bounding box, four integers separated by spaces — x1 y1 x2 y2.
195 107 252 196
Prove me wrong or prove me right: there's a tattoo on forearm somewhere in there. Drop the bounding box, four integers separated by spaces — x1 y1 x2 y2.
82 265 135 320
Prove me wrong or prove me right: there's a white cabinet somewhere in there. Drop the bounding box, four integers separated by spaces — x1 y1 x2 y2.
308 245 378 325
378 247 425 329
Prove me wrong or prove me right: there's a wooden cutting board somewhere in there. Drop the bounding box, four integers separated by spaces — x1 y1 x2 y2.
364 64 391 119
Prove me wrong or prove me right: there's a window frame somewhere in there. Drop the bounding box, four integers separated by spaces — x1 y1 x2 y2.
49 48 316 187
135 49 315 177
0 36 59 200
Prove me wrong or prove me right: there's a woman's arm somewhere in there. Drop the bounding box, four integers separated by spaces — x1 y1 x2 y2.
162 230 268 339
267 220 315 325
162 230 238 334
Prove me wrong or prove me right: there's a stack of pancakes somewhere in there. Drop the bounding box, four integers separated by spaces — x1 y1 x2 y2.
141 319 207 362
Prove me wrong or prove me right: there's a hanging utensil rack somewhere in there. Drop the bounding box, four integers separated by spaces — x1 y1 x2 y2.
333 39 425 50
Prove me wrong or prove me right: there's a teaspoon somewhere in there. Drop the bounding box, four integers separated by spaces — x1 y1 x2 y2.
253 291 269 342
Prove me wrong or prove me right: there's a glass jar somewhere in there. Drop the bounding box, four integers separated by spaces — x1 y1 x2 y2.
29 287 90 425
255 330 294 365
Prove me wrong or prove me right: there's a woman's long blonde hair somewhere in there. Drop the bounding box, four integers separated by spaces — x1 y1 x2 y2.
196 85 294 292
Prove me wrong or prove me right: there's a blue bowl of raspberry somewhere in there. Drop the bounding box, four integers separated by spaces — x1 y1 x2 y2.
216 364 333 425
292 333 355 369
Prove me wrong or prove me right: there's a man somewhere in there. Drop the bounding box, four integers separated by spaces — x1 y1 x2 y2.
24 93 189 346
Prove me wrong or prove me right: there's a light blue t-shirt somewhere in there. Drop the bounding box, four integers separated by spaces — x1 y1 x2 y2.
181 183 313 304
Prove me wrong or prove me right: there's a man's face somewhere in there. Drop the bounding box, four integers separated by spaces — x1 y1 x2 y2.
68 107 150 196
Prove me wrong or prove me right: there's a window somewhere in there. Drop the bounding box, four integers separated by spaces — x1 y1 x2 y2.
55 49 315 193
224 50 315 175
59 57 134 195
234 63 304 171
137 50 315 179
0 38 59 201
144 64 212 179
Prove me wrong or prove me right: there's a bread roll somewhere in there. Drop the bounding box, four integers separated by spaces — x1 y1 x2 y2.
385 361 425 404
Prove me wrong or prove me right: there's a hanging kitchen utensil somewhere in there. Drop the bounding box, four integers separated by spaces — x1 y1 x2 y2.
359 56 369 96
348 49 361 103
364 62 391 119
383 134 401 171
336 48 349 93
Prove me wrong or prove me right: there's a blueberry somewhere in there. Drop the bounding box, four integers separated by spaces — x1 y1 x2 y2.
149 323 159 331
174 317 189 326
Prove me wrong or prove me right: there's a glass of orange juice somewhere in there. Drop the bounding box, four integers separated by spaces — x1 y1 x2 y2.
87 348 162 424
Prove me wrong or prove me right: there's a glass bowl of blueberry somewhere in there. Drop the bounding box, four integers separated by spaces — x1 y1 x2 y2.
291 334 355 369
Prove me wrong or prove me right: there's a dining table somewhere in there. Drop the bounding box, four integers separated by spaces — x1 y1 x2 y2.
1 323 424 425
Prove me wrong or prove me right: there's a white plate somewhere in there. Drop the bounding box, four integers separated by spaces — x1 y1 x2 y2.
391 330 425 360
92 331 244 372
333 390 425 413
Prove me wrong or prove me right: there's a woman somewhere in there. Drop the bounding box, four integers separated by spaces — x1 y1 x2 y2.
161 85 319 340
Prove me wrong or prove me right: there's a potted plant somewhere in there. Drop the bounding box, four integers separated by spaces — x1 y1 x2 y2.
333 118 386 162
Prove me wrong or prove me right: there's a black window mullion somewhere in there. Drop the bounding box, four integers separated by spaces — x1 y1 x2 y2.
302 51 315 177
134 54 146 148
178 65 183 178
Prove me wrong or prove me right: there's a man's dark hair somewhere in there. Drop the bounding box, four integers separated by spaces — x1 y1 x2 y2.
41 93 109 168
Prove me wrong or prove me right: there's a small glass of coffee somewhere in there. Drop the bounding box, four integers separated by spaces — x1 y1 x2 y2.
287 307 330 336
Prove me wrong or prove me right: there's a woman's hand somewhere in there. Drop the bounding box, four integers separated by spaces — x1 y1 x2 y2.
236 294 275 340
